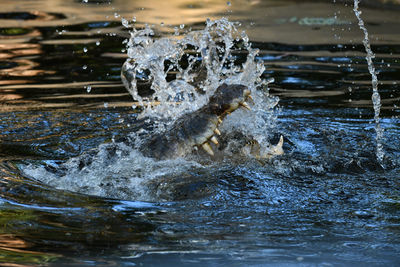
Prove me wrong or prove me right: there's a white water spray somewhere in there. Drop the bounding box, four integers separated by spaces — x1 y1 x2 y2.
121 18 278 145
353 0 384 163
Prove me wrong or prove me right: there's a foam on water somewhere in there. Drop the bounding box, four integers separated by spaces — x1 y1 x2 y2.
23 142 207 201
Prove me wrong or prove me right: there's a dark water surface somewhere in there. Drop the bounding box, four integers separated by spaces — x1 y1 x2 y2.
1 0 400 266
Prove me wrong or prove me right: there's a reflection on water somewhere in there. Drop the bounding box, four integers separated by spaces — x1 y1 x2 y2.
0 0 400 266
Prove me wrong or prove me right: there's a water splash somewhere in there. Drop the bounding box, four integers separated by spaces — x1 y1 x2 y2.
353 0 384 163
22 18 279 201
121 18 277 144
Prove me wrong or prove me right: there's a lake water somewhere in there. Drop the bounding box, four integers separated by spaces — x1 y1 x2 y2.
0 0 400 266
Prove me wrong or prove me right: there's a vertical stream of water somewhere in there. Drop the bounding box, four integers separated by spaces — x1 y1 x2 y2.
353 0 384 163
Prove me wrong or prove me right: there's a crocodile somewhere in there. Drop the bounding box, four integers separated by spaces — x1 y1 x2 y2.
139 83 253 159
39 82 284 201
43 83 283 179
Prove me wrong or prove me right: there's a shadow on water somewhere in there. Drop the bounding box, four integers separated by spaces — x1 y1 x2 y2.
0 0 400 266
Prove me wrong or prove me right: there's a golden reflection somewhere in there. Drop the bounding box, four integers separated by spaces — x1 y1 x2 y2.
0 59 54 77
0 44 41 59
0 0 237 28
0 234 59 266
0 234 29 250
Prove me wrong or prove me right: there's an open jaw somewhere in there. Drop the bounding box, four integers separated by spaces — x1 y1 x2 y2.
139 83 253 159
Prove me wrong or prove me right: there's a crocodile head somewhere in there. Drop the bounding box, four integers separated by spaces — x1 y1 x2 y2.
206 83 251 117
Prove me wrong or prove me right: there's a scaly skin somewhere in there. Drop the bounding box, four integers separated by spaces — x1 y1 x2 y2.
139 83 251 159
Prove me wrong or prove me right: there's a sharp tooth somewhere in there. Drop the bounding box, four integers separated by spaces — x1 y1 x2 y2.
218 118 223 124
202 142 214 156
241 102 251 110
214 128 221 136
211 136 219 145
247 95 255 104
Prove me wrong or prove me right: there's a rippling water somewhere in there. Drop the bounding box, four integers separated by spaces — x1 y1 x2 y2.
1 0 400 266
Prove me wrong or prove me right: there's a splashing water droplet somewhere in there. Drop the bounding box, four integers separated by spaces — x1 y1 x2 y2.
122 18 130 28
353 0 384 164
86 86 92 93
83 47 88 53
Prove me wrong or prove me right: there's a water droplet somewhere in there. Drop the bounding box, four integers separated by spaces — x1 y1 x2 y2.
180 24 185 29
104 102 108 108
122 18 129 28
227 1 231 6
86 86 92 93
96 41 100 46
83 47 88 53
82 65 87 70
82 0 88 3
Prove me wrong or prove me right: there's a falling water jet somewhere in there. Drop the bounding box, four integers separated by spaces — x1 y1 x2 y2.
353 0 384 164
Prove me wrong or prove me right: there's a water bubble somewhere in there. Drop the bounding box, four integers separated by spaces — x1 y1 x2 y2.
86 86 92 93
82 65 88 70
96 41 100 46
83 47 88 53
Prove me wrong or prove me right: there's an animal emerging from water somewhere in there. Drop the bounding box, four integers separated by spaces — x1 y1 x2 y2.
58 83 284 173
40 82 284 201
138 83 284 160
